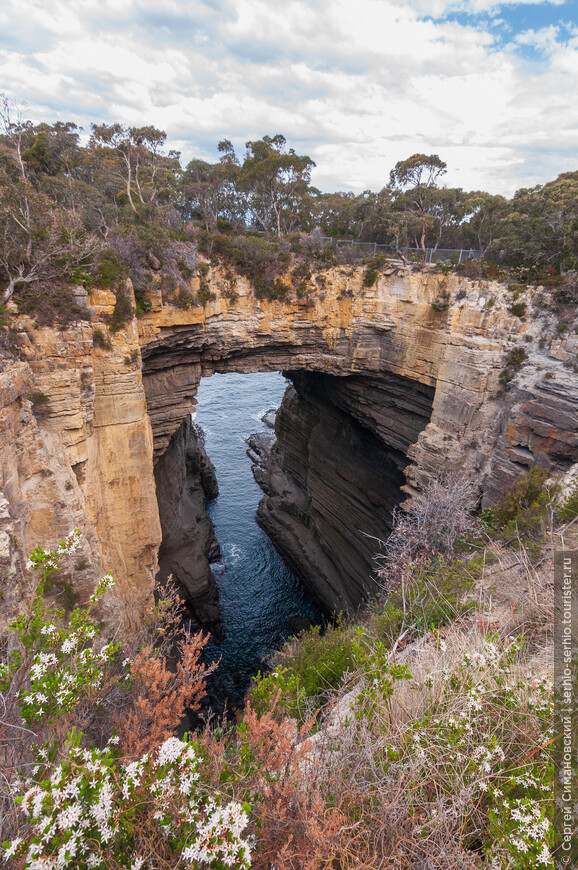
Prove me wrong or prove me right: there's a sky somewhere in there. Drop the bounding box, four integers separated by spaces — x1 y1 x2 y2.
0 0 577 197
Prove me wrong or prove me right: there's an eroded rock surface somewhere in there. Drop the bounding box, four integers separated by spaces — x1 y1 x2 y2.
1 264 577 623
252 370 431 613
154 416 223 637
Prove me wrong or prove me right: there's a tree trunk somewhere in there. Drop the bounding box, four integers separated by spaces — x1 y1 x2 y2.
420 224 426 250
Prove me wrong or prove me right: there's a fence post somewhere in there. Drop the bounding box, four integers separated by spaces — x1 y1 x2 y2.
458 249 463 265
374 242 377 255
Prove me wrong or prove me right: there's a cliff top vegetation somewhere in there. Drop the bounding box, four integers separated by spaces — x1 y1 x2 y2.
1 96 577 327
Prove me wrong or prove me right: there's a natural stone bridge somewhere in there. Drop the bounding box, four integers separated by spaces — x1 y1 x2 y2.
1 263 576 621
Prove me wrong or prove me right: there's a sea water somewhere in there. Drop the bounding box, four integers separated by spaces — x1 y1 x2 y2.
194 371 321 696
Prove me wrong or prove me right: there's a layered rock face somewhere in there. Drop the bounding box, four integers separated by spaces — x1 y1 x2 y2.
254 369 434 613
154 416 222 636
2 263 577 623
0 286 160 621
138 266 577 614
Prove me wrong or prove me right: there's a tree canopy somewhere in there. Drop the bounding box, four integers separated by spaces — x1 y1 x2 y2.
0 96 576 310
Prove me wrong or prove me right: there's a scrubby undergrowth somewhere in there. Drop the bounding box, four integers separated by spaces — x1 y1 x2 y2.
2 470 576 868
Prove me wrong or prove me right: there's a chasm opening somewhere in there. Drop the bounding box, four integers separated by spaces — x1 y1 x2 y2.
153 364 435 713
193 371 322 705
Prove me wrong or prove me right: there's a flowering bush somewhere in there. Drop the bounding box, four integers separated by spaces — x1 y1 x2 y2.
2 532 250 868
0 531 120 740
356 634 555 868
0 482 560 869
6 732 252 869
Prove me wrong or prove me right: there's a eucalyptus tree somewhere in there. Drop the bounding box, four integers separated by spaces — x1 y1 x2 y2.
389 153 448 249
181 142 245 231
496 172 578 272
0 98 98 304
88 124 181 219
462 191 509 255
241 134 316 236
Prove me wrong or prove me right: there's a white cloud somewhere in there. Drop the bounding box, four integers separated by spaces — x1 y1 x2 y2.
0 0 576 195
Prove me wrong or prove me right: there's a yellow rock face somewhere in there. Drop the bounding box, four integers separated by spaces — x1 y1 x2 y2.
0 284 161 609
0 264 576 610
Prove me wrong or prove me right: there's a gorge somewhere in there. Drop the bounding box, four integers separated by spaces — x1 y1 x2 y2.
1 260 577 639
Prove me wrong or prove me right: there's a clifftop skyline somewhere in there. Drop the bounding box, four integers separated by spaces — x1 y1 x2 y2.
1 0 577 197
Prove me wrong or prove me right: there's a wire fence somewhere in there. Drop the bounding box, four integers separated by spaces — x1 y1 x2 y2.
320 237 482 263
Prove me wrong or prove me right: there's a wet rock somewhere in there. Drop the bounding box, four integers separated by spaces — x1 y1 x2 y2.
287 614 312 635
154 416 223 639
260 408 277 429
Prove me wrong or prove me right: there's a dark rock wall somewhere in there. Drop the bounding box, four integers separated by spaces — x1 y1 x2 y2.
154 416 223 637
254 370 435 614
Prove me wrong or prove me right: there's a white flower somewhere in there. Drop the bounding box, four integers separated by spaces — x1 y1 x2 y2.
56 804 82 831
3 837 22 859
61 635 78 654
157 737 184 766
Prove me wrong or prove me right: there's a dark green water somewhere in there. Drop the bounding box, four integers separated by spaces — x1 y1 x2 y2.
194 371 321 695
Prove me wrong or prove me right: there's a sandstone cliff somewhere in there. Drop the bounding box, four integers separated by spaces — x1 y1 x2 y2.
1 262 576 620
0 284 160 620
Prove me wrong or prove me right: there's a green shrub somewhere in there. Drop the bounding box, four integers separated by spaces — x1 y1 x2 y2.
288 233 303 253
70 266 93 290
507 301 527 318
134 285 154 316
291 262 311 282
269 279 289 300
97 253 128 289
135 296 153 316
216 216 235 234
197 261 210 278
28 391 50 416
198 231 289 300
177 259 193 278
315 243 335 266
495 468 549 524
481 468 550 551
108 290 133 333
371 557 477 642
175 288 194 309
198 281 212 306
431 295 450 311
557 482 578 523
363 267 378 287
553 282 578 307
92 328 111 349
499 347 527 386
250 622 356 720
